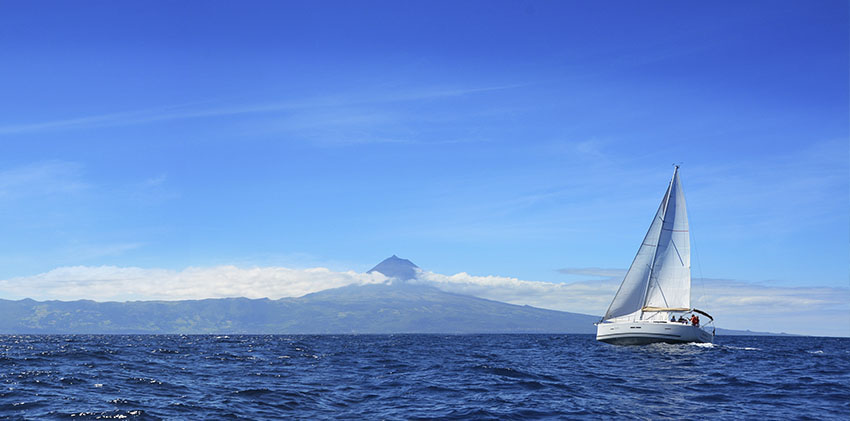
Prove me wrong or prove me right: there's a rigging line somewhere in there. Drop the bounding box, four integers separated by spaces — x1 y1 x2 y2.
641 170 676 319
654 275 671 308
671 239 685 266
690 205 708 311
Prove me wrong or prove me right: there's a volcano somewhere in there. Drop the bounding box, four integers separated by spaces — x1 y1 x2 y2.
367 255 419 281
0 256 603 334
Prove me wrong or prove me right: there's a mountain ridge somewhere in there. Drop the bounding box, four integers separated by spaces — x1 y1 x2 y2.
0 289 794 336
0 282 599 334
0 256 796 336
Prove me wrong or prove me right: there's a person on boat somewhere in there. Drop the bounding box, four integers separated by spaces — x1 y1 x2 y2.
670 315 676 322
690 315 699 327
677 315 687 324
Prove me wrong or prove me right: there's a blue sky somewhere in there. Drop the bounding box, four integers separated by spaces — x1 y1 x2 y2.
0 1 847 335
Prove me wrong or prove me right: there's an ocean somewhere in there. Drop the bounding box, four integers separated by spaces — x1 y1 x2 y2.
0 334 847 419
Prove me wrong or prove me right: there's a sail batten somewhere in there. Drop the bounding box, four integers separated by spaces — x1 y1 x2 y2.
642 306 690 312
603 167 692 321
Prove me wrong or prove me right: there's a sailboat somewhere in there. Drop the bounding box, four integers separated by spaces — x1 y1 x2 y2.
596 166 714 345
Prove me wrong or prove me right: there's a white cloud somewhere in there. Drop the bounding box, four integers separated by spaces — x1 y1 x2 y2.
414 270 613 316
694 278 850 336
0 265 387 302
1 265 846 337
557 267 627 278
414 270 849 337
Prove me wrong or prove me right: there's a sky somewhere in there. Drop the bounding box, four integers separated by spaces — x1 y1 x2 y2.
0 1 847 336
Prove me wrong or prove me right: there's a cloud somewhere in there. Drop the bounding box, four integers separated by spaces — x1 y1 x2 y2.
686 138 848 239
128 173 179 204
0 161 88 199
693 278 850 336
0 83 523 136
0 103 203 135
62 243 146 261
414 270 849 337
557 267 627 278
1 264 845 336
415 270 614 316
0 265 388 302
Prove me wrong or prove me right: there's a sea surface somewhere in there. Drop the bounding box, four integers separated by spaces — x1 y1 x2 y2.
0 334 847 420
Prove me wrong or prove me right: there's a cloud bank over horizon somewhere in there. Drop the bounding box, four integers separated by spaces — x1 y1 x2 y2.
0 265 388 302
0 264 846 337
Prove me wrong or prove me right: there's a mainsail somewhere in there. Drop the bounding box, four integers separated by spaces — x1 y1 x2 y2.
603 166 691 321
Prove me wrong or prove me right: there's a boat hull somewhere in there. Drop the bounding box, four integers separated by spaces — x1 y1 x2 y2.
596 321 713 345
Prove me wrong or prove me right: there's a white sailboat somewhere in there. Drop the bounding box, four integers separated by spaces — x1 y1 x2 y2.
596 166 714 345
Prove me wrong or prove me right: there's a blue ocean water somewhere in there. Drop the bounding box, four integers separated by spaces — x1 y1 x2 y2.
0 334 847 419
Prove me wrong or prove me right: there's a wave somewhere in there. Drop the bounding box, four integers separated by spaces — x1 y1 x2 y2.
0 334 845 419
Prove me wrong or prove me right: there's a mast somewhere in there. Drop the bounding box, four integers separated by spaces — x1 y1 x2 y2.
638 165 677 320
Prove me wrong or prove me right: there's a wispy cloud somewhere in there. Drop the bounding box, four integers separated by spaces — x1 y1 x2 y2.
702 280 840 309
385 83 528 102
557 267 627 278
0 103 206 135
0 161 88 199
685 138 848 238
61 243 146 262
128 173 179 204
0 83 524 137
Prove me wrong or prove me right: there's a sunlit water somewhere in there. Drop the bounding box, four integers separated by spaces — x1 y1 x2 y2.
0 335 847 419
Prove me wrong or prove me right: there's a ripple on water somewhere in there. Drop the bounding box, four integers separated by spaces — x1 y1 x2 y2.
0 334 846 419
